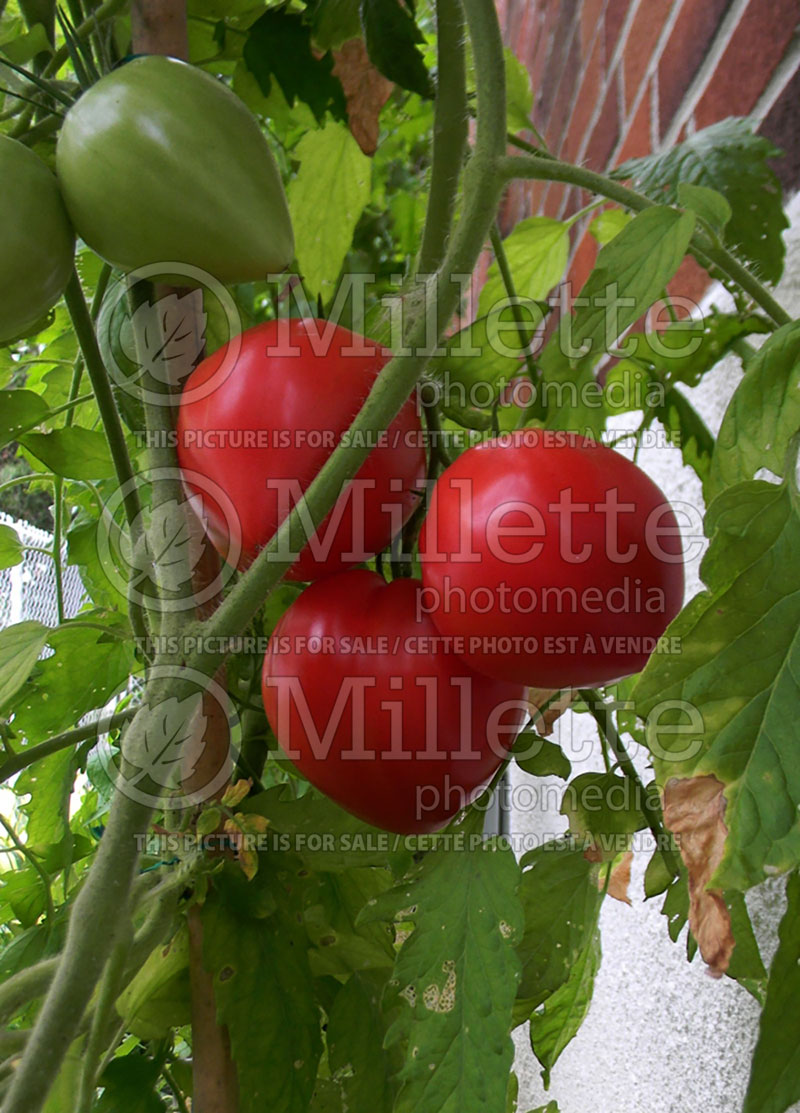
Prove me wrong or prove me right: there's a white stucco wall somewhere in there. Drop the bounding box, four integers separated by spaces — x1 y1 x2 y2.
512 192 800 1113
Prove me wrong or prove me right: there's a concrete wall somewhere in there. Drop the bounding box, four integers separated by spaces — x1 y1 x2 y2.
510 190 800 1113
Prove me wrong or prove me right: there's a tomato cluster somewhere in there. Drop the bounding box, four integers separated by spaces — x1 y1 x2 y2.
178 326 685 834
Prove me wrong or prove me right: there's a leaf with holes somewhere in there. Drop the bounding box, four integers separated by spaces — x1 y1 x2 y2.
358 838 522 1113
0 621 48 712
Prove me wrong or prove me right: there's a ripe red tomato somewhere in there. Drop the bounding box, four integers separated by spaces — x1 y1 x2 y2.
418 429 685 688
261 570 527 833
176 318 426 580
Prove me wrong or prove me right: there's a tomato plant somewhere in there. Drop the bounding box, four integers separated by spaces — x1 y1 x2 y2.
0 135 74 343
176 317 426 579
419 429 685 687
262 569 527 833
56 55 293 282
0 3 798 1113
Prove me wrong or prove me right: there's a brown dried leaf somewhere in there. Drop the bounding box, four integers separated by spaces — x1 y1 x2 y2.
663 775 733 976
598 850 633 905
528 688 574 736
332 38 393 156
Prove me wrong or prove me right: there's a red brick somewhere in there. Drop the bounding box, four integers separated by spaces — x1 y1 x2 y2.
760 62 800 194
543 181 563 218
548 32 583 147
583 70 621 169
530 1 560 95
667 255 711 308
568 227 599 294
605 0 633 58
529 179 549 214
614 84 651 162
580 0 605 55
560 31 606 158
538 3 581 126
657 0 731 139
622 0 674 113
694 0 798 127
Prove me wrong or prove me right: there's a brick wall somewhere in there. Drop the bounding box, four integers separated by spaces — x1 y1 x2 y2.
499 0 800 301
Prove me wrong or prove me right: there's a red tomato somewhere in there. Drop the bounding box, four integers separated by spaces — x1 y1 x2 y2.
418 429 685 688
261 570 527 833
176 318 426 580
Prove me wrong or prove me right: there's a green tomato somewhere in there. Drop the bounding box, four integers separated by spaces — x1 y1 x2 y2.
0 135 75 344
56 55 294 283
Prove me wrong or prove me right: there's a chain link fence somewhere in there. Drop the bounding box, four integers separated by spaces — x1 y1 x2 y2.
0 511 87 629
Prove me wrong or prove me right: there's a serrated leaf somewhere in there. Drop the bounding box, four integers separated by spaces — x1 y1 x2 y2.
504 47 533 134
115 925 191 1039
615 117 787 283
244 8 346 123
538 337 606 439
312 0 363 51
623 312 770 389
515 840 603 1011
304 869 395 978
289 121 372 302
742 871 800 1113
479 217 569 318
20 427 116 480
677 182 732 233
529 930 601 1086
0 523 22 570
0 621 48 711
708 320 800 501
202 860 322 1113
632 476 800 889
572 206 695 359
725 890 766 998
360 0 433 98
0 389 50 448
367 840 522 1113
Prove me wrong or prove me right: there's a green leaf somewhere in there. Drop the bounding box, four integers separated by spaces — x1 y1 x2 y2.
504 47 533 134
677 182 732 233
560 773 646 856
202 859 323 1113
16 749 74 847
589 208 631 246
0 23 52 65
243 9 346 124
426 313 532 416
0 523 22 570
538 337 606 439
529 1102 560 1113
529 930 601 1086
0 621 48 712
708 320 800 501
742 871 800 1113
633 477 800 889
289 121 372 302
513 733 571 780
479 217 569 317
360 0 433 98
363 840 522 1113
304 869 396 977
515 839 603 1011
115 924 191 1038
311 0 363 51
43 1040 84 1113
657 386 716 489
572 206 695 359
326 972 396 1113
724 890 766 1000
615 117 787 284
244 784 412 874
96 1054 166 1113
0 389 50 449
623 313 770 389
644 846 675 899
20 427 116 481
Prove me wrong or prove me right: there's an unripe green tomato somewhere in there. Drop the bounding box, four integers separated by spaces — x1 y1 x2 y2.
0 135 74 343
55 55 294 283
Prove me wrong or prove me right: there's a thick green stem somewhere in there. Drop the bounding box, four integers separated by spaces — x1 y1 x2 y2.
0 706 136 787
0 959 58 1026
188 0 508 679
579 689 682 878
497 154 791 328
418 0 468 273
